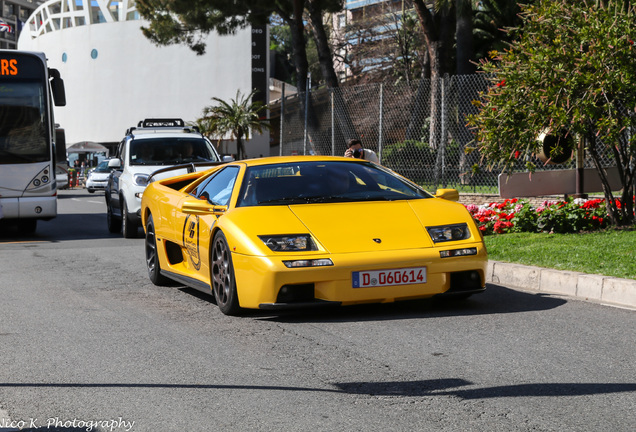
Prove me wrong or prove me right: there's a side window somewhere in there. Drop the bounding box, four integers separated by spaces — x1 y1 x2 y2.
116 140 125 159
195 166 240 206
120 140 127 165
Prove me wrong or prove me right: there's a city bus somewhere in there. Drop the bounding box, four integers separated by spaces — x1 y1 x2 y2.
0 50 66 234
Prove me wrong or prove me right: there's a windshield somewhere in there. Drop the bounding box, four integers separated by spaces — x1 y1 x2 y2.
129 137 219 166
94 160 113 173
237 161 433 207
0 81 49 164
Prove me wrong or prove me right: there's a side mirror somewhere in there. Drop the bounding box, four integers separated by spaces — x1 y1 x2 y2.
108 158 122 169
49 68 66 107
180 199 228 216
435 188 459 202
222 155 235 162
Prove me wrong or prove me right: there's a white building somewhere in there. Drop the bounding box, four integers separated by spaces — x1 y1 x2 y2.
17 0 269 158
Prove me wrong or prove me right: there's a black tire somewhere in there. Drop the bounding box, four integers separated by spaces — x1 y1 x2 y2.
121 199 138 238
88 189 95 193
17 219 37 235
106 197 122 233
145 214 171 285
211 231 240 315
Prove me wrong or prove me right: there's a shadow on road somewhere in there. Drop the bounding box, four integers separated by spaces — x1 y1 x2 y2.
0 378 634 400
256 284 567 323
0 212 132 242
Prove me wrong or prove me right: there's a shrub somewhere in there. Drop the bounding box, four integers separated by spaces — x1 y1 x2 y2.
465 197 614 235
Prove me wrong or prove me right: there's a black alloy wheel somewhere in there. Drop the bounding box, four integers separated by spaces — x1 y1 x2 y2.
145 214 171 285
106 197 122 233
211 231 240 315
121 199 138 238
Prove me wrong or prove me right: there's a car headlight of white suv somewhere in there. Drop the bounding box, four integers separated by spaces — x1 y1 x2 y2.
133 173 150 187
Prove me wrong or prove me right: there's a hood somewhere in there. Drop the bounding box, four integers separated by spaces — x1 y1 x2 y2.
290 201 434 253
88 171 111 180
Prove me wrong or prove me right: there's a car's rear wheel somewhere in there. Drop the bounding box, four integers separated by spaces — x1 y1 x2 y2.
145 214 171 286
121 199 138 238
211 231 240 315
106 197 122 233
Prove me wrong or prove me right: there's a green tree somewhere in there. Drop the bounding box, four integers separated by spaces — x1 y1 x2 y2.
472 0 529 63
136 0 344 92
468 0 636 226
199 90 270 160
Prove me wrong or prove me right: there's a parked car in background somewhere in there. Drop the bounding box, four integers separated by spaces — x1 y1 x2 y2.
85 159 113 193
55 165 69 190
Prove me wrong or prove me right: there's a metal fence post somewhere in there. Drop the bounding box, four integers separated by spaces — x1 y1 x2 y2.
303 73 311 155
331 89 335 156
378 83 384 163
441 75 447 188
279 85 285 156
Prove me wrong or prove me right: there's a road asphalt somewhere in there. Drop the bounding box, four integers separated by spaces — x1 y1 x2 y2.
488 260 636 310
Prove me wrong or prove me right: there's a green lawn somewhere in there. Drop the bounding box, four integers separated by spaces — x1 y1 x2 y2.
484 230 636 280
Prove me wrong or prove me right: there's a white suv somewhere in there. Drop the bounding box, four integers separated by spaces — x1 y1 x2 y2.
106 118 221 237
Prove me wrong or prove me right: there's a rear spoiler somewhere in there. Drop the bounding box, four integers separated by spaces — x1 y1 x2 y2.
148 161 225 183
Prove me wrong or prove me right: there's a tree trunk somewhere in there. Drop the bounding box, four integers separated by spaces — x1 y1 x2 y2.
413 0 454 150
307 0 339 89
586 131 635 226
456 0 475 75
286 0 309 92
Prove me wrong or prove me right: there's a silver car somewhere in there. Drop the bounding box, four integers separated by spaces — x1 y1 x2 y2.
85 160 114 193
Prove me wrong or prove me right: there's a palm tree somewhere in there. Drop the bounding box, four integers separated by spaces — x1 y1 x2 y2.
199 89 270 160
472 0 532 62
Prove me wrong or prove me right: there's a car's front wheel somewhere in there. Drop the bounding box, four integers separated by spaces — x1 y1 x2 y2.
145 214 171 286
211 231 240 315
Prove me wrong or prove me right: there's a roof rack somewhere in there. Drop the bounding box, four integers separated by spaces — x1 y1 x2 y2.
125 118 192 136
139 118 185 128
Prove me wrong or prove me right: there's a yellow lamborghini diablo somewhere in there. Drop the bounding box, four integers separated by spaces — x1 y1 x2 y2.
141 156 487 315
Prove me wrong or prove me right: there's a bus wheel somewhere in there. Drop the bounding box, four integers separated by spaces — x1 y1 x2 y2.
18 219 37 235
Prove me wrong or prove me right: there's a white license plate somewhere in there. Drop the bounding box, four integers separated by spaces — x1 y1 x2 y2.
352 266 427 288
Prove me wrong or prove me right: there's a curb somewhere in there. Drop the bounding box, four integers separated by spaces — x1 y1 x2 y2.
487 261 636 309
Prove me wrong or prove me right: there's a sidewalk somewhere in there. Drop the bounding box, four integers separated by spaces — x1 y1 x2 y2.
487 261 636 309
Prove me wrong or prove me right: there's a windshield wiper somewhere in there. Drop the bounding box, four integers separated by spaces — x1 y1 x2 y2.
258 197 311 205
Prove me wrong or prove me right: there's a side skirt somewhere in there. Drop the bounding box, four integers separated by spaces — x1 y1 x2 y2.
160 270 212 295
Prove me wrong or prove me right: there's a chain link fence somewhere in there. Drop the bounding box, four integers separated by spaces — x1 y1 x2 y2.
270 75 616 193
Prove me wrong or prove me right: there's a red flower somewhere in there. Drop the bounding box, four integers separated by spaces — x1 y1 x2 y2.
496 79 506 87
514 150 521 159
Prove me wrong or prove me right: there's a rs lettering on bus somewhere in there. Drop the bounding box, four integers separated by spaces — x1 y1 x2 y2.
0 59 18 76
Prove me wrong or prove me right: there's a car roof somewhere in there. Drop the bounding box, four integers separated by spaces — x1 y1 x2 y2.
128 131 207 140
235 155 370 167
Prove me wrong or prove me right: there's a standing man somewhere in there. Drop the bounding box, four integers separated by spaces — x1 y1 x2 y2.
343 138 379 164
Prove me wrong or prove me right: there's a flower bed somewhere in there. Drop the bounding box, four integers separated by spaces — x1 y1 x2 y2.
464 198 612 235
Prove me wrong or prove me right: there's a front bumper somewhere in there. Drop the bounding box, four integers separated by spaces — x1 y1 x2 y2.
231 243 487 310
0 196 57 220
85 179 108 190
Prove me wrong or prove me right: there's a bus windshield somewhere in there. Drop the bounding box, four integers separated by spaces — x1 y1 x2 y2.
0 80 49 164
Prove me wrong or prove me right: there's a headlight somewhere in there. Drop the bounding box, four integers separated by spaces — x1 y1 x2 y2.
426 223 471 243
133 173 150 186
283 259 333 268
259 235 318 252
